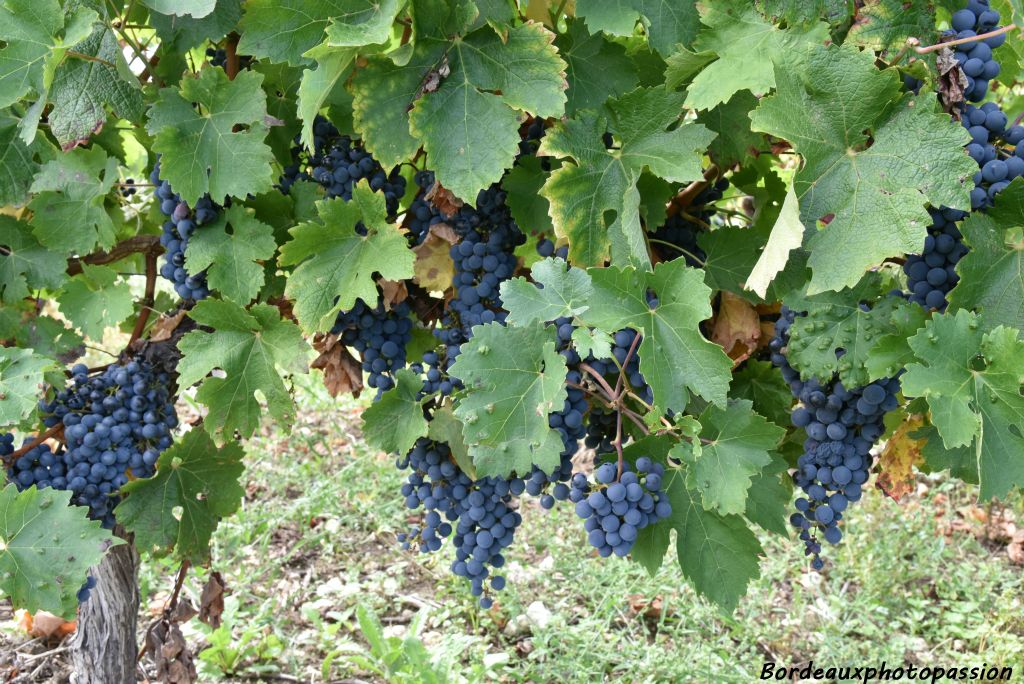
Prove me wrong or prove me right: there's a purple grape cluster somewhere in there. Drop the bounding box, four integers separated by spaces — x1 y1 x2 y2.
949 0 1004 103
569 458 671 557
332 298 413 396
152 162 219 301
650 178 728 267
770 307 900 568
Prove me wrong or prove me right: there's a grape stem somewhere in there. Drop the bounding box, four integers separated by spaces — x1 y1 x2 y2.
914 24 1016 54
2 424 64 468
67 235 163 277
667 165 719 218
127 251 159 348
225 33 241 81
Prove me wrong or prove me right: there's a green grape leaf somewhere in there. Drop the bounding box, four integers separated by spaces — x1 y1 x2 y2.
143 0 216 17
730 359 794 427
350 44 442 171
575 0 701 57
409 22 568 200
48 27 144 149
0 348 57 425
0 215 66 303
663 47 716 89
948 179 1024 331
185 204 277 305
296 45 355 149
177 300 310 443
278 184 415 333
56 264 134 340
409 84 520 202
147 68 275 204
0 122 42 205
757 0 852 25
678 400 785 516
324 0 403 47
684 1 828 111
695 91 762 168
556 20 639 114
845 0 935 53
785 274 920 387
902 310 1024 500
0 484 121 619
503 155 553 235
572 327 613 360
427 405 475 478
743 466 792 535
116 428 244 561
635 469 763 611
915 423 978 484
500 257 593 325
539 88 713 266
149 0 243 50
449 321 567 478
28 146 117 254
238 0 346 65
745 182 803 299
749 44 975 293
580 260 732 417
0 0 99 142
363 369 429 456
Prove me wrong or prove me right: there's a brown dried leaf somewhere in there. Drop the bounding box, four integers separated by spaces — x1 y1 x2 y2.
710 291 761 365
198 572 226 629
936 49 966 110
425 181 464 217
1008 531 1024 565
149 310 189 342
170 597 197 624
18 610 76 638
413 223 459 293
876 415 925 501
148 619 198 684
627 593 666 620
311 333 363 397
379 279 409 308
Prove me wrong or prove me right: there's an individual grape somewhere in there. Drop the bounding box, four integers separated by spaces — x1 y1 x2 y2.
205 46 253 70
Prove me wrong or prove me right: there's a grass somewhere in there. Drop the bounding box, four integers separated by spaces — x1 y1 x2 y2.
131 378 1024 683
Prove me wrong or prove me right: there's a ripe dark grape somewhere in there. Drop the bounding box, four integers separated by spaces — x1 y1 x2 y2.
76 575 97 603
25 360 179 527
650 178 728 267
903 207 968 311
152 162 218 301
120 178 137 198
569 458 671 557
205 46 253 70
770 307 900 568
332 297 413 397
279 116 406 220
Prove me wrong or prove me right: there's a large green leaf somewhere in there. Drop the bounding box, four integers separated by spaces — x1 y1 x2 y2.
56 264 134 340
581 260 732 417
28 146 118 254
278 184 414 333
0 215 66 303
0 484 121 619
633 468 762 611
730 359 794 427
555 20 639 114
117 429 244 562
239 0 350 65
449 321 567 478
48 27 143 149
177 300 311 443
684 0 828 111
500 257 594 326
948 179 1024 332
0 0 98 142
539 87 713 267
0 121 42 205
324 0 403 47
0 348 57 425
143 0 216 18
185 204 277 304
902 310 1024 500
147 68 275 204
750 44 975 293
363 369 429 455
845 0 935 53
576 0 701 57
677 400 785 516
